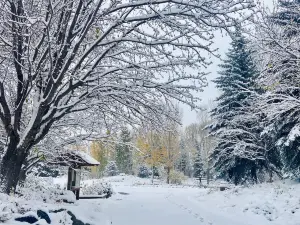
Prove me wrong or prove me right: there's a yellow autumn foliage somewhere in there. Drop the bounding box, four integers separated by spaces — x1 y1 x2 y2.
135 131 179 170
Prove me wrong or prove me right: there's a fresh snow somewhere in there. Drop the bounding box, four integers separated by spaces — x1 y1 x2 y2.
3 175 300 225
63 176 300 225
72 151 100 165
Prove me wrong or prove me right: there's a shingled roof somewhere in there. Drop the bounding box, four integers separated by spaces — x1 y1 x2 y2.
52 150 100 167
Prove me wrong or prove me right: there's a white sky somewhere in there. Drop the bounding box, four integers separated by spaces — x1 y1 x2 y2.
181 0 275 127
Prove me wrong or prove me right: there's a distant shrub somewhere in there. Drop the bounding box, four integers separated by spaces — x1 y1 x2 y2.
104 161 119 176
138 165 150 178
81 180 113 197
152 166 160 177
169 170 187 185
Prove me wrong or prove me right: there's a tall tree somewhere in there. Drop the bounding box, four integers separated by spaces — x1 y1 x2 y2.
163 120 180 184
115 127 133 174
90 141 109 177
0 0 255 193
209 27 264 185
178 152 188 175
255 0 300 178
194 142 204 185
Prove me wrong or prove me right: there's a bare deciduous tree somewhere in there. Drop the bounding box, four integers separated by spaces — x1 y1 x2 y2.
0 0 254 193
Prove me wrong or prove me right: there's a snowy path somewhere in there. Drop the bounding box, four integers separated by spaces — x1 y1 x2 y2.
59 176 300 225
82 184 273 225
101 186 205 225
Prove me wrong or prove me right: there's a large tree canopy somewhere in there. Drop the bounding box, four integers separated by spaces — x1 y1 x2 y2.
255 0 300 178
0 0 254 193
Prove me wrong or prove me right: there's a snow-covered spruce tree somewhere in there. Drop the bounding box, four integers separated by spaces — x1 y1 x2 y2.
255 1 300 178
104 161 119 177
137 165 150 178
115 127 133 174
177 139 189 176
0 0 255 193
209 26 266 185
177 139 194 177
178 152 188 176
270 0 300 37
194 142 204 185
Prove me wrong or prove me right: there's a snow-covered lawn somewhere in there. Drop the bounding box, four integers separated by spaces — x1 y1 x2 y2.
2 175 300 225
82 176 300 225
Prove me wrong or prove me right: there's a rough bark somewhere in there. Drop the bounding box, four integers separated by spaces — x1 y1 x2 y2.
0 145 27 194
18 168 27 186
198 175 202 185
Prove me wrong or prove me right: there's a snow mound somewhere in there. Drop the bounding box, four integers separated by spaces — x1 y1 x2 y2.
81 179 113 196
196 180 300 224
0 194 18 222
17 174 76 203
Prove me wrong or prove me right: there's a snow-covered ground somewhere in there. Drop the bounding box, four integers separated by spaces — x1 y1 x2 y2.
79 176 300 225
2 175 300 225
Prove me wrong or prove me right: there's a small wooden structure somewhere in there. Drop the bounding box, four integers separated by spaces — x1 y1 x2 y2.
54 151 100 200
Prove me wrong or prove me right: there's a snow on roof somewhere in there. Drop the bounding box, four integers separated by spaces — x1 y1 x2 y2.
72 151 100 166
51 150 100 167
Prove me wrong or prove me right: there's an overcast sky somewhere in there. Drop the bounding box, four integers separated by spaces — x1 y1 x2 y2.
181 0 275 127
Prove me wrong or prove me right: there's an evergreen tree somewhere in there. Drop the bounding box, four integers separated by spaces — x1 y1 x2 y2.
209 26 267 185
115 127 133 174
177 140 188 175
271 0 300 37
177 138 194 177
178 153 187 174
259 1 300 178
138 165 150 178
194 142 204 185
105 161 119 176
177 139 187 174
152 166 160 177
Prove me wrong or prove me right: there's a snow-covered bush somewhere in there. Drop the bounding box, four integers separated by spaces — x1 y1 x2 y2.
104 161 119 176
157 166 167 180
31 162 62 177
81 180 113 197
169 170 187 185
16 174 76 203
152 166 160 177
0 194 18 222
138 165 150 178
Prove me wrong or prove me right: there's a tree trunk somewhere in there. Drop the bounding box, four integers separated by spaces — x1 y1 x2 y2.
151 165 154 184
206 167 210 185
0 144 27 194
269 170 273 183
167 167 170 184
18 168 27 186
